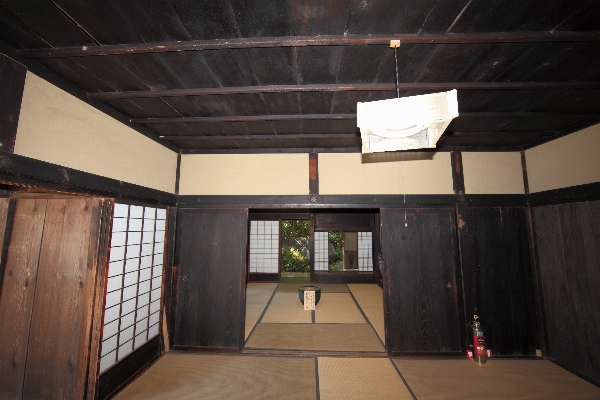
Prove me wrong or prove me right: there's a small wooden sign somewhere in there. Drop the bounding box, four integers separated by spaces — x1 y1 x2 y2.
304 290 315 310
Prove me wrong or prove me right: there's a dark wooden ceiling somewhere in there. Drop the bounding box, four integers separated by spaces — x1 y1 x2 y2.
1 0 600 153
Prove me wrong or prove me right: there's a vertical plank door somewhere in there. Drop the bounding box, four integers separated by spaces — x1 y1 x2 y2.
381 208 462 355
0 199 48 398
0 197 106 399
174 208 248 350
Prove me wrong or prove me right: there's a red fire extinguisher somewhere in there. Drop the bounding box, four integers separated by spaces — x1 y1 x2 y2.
466 315 491 364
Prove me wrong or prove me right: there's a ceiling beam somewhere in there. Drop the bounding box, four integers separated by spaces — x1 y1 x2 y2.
133 114 356 123
18 32 600 58
160 131 557 141
160 134 359 141
89 81 600 99
131 112 600 124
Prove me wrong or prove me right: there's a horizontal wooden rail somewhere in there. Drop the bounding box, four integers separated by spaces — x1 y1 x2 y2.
88 81 600 99
19 31 600 58
131 112 600 124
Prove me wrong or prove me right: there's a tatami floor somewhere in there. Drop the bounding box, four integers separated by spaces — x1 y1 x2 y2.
115 354 600 399
244 282 385 352
115 282 600 399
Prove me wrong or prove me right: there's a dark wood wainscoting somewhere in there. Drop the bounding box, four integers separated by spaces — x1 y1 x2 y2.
381 208 463 355
457 206 537 356
173 208 248 351
533 201 600 385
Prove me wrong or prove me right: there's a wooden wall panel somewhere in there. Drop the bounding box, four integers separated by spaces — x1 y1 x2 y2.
174 208 248 350
23 198 102 398
381 209 462 354
0 199 47 398
0 197 14 290
314 212 374 231
533 201 600 385
458 206 537 356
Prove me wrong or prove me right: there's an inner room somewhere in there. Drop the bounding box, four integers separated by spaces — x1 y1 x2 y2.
244 211 385 353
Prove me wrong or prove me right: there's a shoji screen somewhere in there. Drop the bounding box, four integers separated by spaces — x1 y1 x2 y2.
99 204 166 373
358 232 373 271
248 220 279 274
314 231 329 271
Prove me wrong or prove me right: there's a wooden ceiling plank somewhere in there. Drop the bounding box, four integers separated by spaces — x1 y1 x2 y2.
51 0 144 45
168 1 238 40
0 7 51 49
242 120 275 135
37 58 114 93
345 0 439 34
74 56 150 91
228 0 294 37
18 32 600 58
0 0 92 47
247 47 298 85
105 0 192 43
291 0 350 36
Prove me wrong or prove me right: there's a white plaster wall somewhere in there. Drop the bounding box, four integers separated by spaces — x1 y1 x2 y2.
525 123 600 193
14 72 177 193
462 152 525 194
319 152 453 194
179 153 309 195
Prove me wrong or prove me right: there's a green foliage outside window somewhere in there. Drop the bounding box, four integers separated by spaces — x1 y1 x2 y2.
281 220 310 273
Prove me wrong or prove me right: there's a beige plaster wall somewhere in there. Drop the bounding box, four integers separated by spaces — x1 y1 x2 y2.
462 152 525 194
319 152 453 194
179 154 309 195
14 72 177 193
525 123 600 193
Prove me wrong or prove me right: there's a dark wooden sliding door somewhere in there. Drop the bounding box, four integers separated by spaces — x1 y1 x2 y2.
381 208 463 355
174 208 248 350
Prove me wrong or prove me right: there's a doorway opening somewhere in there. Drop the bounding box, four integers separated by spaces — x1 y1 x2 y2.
245 211 385 354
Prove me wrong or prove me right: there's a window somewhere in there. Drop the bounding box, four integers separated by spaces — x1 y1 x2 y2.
314 231 373 272
99 204 166 373
248 221 279 274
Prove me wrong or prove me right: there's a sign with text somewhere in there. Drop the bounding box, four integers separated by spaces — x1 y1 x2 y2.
304 290 315 310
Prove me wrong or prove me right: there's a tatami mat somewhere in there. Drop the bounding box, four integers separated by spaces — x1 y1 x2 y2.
393 358 600 399
245 283 278 339
277 283 349 293
315 293 366 324
318 357 413 400
245 323 384 351
114 353 316 400
261 292 312 323
347 284 385 344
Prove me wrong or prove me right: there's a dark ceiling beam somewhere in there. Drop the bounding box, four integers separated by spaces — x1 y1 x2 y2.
89 81 600 99
459 112 600 118
160 131 556 141
160 134 359 141
132 112 600 124
447 131 556 136
18 32 600 58
133 114 356 123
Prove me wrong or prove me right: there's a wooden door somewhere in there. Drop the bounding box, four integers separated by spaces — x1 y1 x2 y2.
174 208 248 350
381 208 462 355
0 197 108 399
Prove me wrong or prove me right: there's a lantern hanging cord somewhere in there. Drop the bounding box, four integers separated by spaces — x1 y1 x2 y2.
394 47 400 98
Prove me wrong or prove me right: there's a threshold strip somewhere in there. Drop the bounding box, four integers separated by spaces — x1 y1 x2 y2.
347 284 385 347
244 283 278 346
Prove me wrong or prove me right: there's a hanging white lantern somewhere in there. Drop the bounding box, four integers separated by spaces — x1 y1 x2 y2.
357 89 459 153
